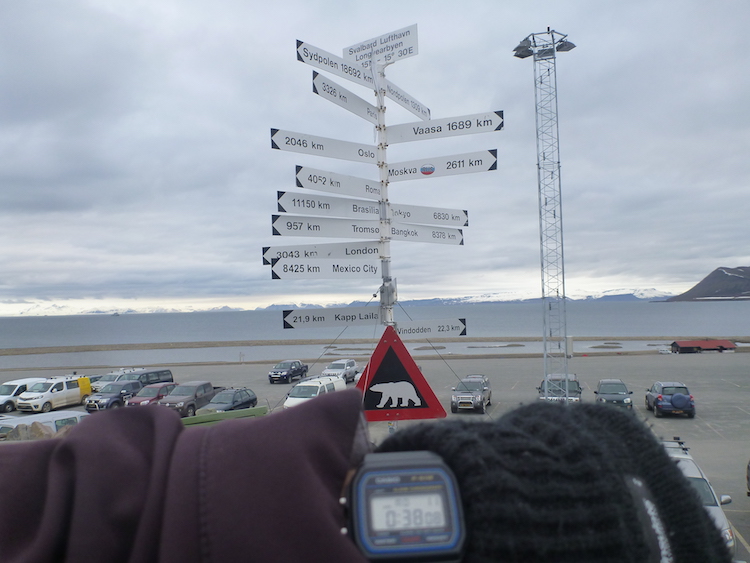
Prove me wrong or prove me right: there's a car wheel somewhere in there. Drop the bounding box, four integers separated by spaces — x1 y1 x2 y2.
687 411 695 419
645 398 651 410
450 404 457 414
478 402 486 414
80 394 89 405
186 405 196 417
654 407 662 418
42 402 52 413
111 402 121 409
1 402 13 413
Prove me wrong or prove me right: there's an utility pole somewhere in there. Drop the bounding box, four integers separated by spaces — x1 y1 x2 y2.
514 29 576 399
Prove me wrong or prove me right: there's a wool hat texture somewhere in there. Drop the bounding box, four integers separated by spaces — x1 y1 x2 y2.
377 401 731 563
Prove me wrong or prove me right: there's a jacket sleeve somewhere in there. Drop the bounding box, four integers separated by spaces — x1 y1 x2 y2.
0 389 369 563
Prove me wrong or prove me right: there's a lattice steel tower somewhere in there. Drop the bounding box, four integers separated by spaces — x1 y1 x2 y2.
514 29 576 395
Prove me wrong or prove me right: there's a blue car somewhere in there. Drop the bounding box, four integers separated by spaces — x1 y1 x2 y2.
645 381 695 418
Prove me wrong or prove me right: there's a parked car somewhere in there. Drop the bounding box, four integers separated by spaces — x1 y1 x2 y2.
157 381 223 417
85 381 143 411
663 439 735 557
16 375 92 413
450 374 492 414
196 388 257 415
0 410 90 441
117 368 174 388
0 378 46 413
594 378 633 409
90 368 139 392
645 381 695 418
321 359 358 383
283 376 345 409
126 382 177 406
268 360 308 384
537 374 581 403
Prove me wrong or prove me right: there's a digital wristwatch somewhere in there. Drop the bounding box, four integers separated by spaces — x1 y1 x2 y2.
347 451 465 562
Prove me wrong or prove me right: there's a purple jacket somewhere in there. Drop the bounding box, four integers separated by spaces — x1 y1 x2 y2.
0 389 370 563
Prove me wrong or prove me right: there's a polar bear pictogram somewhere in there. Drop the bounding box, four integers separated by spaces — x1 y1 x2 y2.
369 381 422 408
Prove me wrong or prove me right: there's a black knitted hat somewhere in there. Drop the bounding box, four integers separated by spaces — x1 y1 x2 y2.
376 401 730 563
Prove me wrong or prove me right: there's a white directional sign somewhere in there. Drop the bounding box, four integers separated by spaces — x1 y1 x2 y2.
343 24 419 68
271 257 381 279
271 129 377 164
383 79 431 121
388 150 497 182
263 241 382 265
395 318 467 337
272 215 464 245
295 166 381 200
389 203 468 227
387 111 504 144
272 214 383 240
388 223 464 245
312 72 378 124
296 40 375 90
278 191 381 220
283 306 381 329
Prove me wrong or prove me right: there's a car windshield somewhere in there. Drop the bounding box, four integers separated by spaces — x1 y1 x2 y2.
662 386 689 395
456 381 483 392
171 386 196 396
29 382 52 393
275 362 293 369
327 362 346 370
599 383 628 394
100 384 125 393
0 385 15 395
98 373 120 382
289 385 318 399
211 391 235 404
138 387 161 398
687 477 717 506
541 381 581 395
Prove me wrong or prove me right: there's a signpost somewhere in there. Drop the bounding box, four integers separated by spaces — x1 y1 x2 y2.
282 306 380 329
271 257 382 280
389 203 468 227
312 71 378 124
272 214 383 240
387 223 464 245
271 129 377 164
386 111 504 144
296 40 375 90
343 24 419 68
277 191 381 220
295 166 381 200
388 150 498 182
394 318 467 338
262 241 382 265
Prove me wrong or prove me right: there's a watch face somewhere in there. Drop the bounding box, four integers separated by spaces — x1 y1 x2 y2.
351 452 464 561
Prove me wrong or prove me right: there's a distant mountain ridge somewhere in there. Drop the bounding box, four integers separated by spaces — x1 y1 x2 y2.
667 267 750 301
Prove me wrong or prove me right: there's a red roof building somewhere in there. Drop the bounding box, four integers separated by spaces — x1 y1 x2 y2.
670 340 737 354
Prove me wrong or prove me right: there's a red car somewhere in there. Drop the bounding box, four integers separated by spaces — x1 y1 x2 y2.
125 382 176 407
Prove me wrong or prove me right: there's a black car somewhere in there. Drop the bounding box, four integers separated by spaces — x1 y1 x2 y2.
450 375 492 414
196 388 258 415
594 378 633 409
85 381 142 411
645 381 695 418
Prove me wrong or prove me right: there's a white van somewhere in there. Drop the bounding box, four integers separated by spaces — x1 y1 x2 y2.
16 375 92 413
0 410 90 441
283 376 346 409
0 378 46 413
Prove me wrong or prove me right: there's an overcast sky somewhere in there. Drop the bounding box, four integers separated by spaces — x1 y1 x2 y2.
1 0 748 315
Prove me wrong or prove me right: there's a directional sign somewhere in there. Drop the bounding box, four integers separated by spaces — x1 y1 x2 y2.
388 150 497 182
388 223 464 245
282 306 381 329
343 24 419 68
394 318 467 338
272 214 383 240
389 203 468 227
312 72 378 124
271 257 381 279
277 191 381 220
263 241 382 265
296 166 381 200
356 325 446 421
383 79 430 121
387 111 504 144
271 129 377 164
296 40 375 90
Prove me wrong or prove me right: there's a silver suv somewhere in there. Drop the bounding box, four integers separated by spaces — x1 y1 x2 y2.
320 359 358 383
450 374 492 414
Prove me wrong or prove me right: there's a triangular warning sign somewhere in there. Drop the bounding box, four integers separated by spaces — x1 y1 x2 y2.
356 325 446 421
